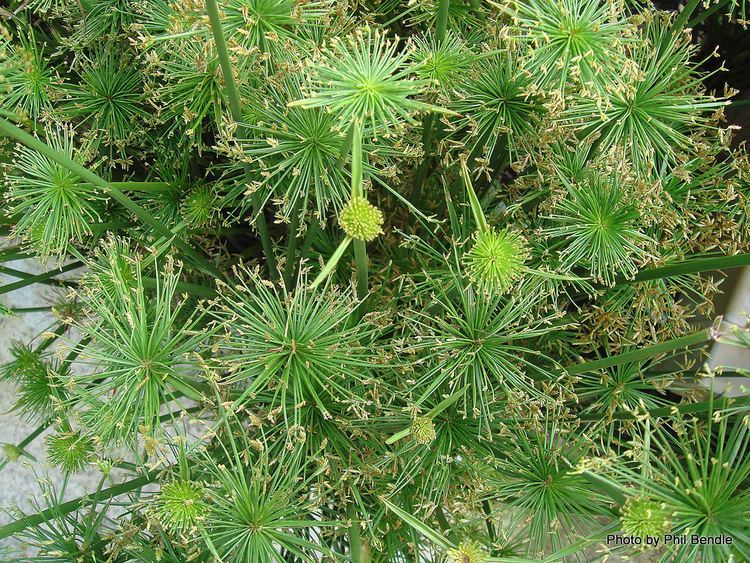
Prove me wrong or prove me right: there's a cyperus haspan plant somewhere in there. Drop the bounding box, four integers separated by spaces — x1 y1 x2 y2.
1 0 750 560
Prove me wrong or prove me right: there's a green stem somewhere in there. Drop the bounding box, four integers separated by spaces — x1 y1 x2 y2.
204 0 278 280
622 253 750 284
579 394 750 422
460 160 489 232
298 220 320 259
0 117 221 279
434 505 457 543
580 472 626 505
310 236 352 289
109 181 175 192
0 265 78 288
283 198 304 289
337 126 355 173
6 306 52 313
347 502 364 563
673 0 702 30
354 239 368 304
0 419 52 474
349 121 369 310
481 500 496 546
435 0 450 41
687 0 730 27
411 0 450 203
564 328 711 376
0 261 83 296
37 324 67 353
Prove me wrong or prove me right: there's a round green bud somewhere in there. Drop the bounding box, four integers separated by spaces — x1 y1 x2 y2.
447 540 488 563
46 431 96 473
339 196 384 241
156 480 207 533
3 443 22 462
621 496 670 541
411 416 437 445
464 228 528 293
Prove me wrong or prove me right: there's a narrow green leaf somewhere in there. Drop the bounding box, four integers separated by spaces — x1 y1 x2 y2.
565 328 712 376
460 160 488 233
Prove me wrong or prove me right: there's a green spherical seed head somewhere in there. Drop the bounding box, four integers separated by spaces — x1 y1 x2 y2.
411 416 437 445
621 496 670 540
339 196 384 241
464 229 528 293
447 540 488 563
46 431 96 473
156 480 207 533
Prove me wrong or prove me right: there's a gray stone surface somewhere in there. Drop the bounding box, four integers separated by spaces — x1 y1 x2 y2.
0 250 102 559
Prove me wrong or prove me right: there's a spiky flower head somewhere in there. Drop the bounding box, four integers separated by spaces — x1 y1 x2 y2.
452 53 543 163
46 430 96 473
156 480 207 533
0 28 58 119
621 496 670 540
564 22 728 171
4 126 104 258
543 177 650 285
446 540 488 563
411 416 437 445
411 31 470 87
501 0 632 91
61 47 148 145
212 267 383 418
68 240 212 443
464 228 529 293
339 196 384 241
231 78 352 220
290 26 440 134
201 440 322 561
1 342 65 421
181 184 215 227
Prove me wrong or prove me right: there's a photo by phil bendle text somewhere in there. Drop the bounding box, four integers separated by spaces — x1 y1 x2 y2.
608 534 735 548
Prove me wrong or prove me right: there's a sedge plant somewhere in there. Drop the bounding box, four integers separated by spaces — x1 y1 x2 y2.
0 0 749 561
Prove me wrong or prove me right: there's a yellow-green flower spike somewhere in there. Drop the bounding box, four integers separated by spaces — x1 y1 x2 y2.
46 431 96 473
156 480 207 533
621 496 670 540
411 416 437 445
447 540 489 563
339 196 384 242
464 228 529 293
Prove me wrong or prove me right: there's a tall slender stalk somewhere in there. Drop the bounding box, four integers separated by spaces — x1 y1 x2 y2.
283 198 303 289
347 502 364 563
412 0 451 204
673 0 702 30
204 0 278 280
349 121 370 307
